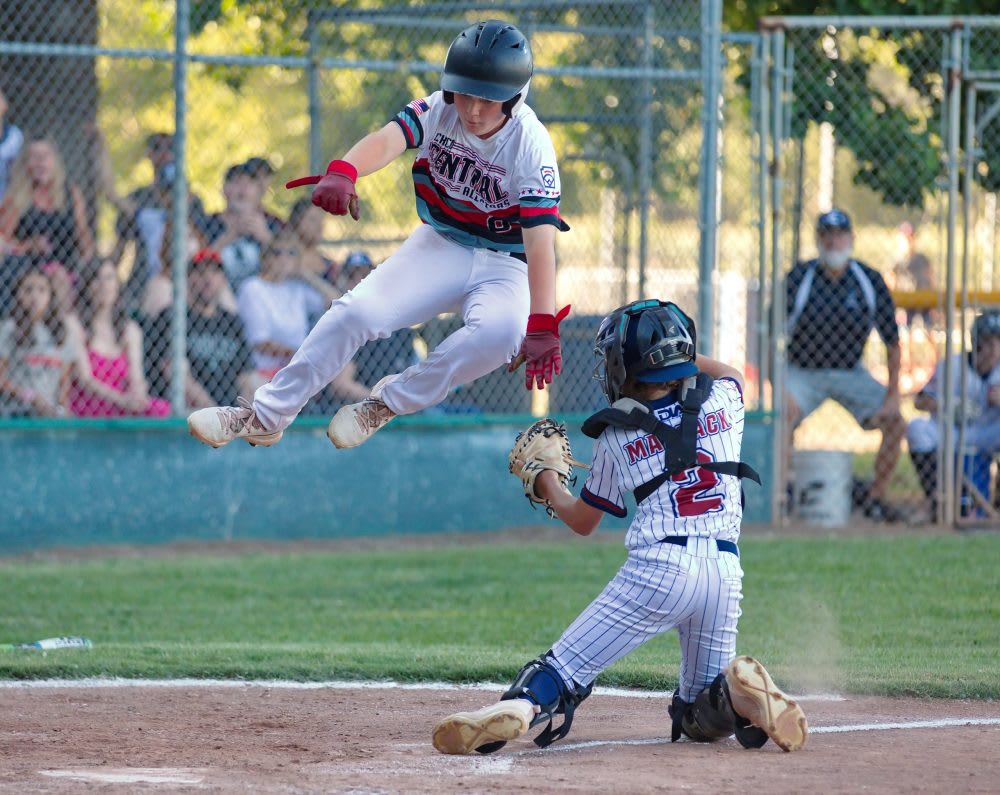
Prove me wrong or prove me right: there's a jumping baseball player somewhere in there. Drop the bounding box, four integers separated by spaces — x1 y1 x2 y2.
432 300 808 755
188 19 571 450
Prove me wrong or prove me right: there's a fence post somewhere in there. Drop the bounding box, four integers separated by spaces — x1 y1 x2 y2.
170 0 191 416
697 0 723 356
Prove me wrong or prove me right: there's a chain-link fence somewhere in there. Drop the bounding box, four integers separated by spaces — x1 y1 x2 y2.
0 0 728 425
759 16 1000 527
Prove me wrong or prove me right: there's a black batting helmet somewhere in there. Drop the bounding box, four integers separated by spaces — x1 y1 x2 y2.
441 20 532 115
593 299 698 404
972 310 1000 350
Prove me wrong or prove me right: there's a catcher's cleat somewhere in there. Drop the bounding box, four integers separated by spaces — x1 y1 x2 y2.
187 397 283 448
724 656 808 752
432 700 536 755
327 375 396 449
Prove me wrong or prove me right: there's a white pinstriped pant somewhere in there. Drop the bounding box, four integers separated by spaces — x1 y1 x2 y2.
252 225 530 431
549 537 744 701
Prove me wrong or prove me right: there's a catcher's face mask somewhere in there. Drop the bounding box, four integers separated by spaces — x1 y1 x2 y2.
593 299 698 404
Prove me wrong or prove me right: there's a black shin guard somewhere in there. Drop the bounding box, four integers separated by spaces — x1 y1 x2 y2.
477 654 592 753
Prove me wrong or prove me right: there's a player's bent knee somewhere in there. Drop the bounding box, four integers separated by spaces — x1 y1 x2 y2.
478 653 592 753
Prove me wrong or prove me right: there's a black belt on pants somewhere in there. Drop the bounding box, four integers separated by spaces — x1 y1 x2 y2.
659 535 739 557
485 247 527 263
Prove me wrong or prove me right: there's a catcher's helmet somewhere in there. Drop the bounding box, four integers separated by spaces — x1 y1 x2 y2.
972 310 1000 349
593 299 698 404
441 20 532 113
817 208 852 233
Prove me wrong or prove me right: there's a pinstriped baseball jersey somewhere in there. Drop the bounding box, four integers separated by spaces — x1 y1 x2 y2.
580 376 747 546
391 90 568 254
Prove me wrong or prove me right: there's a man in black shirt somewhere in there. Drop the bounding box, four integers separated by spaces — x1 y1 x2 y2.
784 209 905 521
145 249 253 407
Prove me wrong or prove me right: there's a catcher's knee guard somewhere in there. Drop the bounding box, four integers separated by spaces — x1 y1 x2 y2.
476 653 593 754
668 674 769 748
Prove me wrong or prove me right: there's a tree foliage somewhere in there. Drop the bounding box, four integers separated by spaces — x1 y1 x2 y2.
726 0 1000 207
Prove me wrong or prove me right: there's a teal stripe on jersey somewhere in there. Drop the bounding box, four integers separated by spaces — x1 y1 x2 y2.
414 195 524 252
519 195 559 208
394 107 425 149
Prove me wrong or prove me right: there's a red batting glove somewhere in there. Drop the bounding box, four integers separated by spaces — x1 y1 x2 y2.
508 305 571 391
285 160 360 220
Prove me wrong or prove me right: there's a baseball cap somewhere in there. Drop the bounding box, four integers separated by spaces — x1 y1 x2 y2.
817 209 852 233
343 250 374 270
189 248 223 269
244 157 275 177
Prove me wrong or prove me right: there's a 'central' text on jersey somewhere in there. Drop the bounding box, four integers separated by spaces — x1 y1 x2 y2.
429 135 509 207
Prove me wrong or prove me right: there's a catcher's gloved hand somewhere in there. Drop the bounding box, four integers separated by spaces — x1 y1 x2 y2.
285 159 360 220
508 305 571 391
509 418 586 517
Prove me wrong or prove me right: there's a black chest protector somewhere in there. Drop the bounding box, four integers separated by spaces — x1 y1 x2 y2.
582 373 761 504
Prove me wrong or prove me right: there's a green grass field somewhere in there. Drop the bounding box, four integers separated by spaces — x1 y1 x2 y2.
1 533 998 699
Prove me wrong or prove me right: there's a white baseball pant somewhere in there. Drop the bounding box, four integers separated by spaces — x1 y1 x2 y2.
252 224 530 431
549 538 744 701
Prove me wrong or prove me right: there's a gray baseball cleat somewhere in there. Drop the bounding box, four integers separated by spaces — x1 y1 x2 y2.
724 655 808 752
187 397 283 448
432 700 536 755
327 375 397 449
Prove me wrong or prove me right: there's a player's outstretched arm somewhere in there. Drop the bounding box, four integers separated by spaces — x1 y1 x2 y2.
341 122 408 177
535 470 604 536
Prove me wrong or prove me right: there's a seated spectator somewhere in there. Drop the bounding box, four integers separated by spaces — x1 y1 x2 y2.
0 266 73 417
908 309 1000 519
288 197 337 285
0 86 24 204
144 249 254 409
337 249 375 294
105 131 211 310
783 209 905 522
0 135 94 270
238 232 368 402
140 208 227 318
243 156 279 213
206 162 283 294
66 259 169 417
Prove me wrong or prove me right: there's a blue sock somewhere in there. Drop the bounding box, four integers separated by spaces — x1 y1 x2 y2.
518 667 562 707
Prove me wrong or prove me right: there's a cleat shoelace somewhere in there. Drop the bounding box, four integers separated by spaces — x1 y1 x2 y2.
354 398 393 431
222 397 264 435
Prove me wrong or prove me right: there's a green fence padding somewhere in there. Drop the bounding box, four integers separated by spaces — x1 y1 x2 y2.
0 415 773 552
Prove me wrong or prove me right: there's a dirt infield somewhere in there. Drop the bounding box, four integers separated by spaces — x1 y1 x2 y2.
2 682 998 793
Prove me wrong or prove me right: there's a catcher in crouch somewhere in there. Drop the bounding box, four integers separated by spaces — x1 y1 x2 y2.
432 299 808 755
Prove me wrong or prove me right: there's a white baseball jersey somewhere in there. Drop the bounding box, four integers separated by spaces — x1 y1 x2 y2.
392 91 569 254
548 376 749 702
580 376 747 546
252 93 568 431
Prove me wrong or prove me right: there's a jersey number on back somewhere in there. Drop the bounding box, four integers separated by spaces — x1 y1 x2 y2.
670 450 723 517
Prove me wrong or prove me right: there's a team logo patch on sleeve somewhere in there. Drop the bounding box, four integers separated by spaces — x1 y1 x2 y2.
540 165 556 188
407 98 430 115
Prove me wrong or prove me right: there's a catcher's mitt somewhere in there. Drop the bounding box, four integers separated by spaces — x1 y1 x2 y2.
509 419 586 516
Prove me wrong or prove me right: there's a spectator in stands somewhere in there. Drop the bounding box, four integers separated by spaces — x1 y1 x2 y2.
907 310 1000 519
784 209 905 522
0 135 94 269
288 197 337 285
0 266 73 416
107 132 211 310
66 259 169 417
238 232 368 401
145 249 254 409
243 156 278 209
337 249 375 294
206 162 282 294
0 87 24 204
